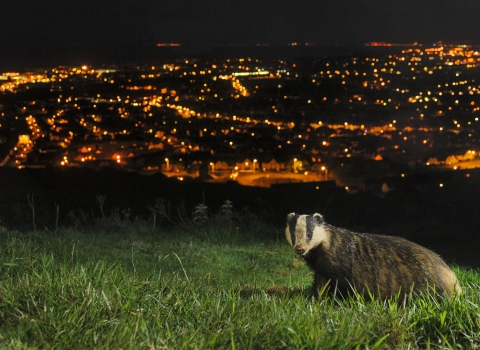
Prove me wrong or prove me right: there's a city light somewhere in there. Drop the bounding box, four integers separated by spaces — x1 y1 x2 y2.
1 43 479 188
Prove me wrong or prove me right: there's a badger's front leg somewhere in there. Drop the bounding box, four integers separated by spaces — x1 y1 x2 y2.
312 273 330 298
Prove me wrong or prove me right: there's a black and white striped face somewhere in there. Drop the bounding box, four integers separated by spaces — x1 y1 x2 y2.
285 213 328 255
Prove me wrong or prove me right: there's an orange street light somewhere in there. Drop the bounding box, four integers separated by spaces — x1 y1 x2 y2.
321 166 328 181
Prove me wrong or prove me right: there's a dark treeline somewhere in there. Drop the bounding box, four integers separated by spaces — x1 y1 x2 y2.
2 167 479 246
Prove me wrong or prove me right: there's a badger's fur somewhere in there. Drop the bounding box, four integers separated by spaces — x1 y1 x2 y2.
286 213 462 300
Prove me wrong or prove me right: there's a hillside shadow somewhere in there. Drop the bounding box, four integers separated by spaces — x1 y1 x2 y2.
1 167 479 272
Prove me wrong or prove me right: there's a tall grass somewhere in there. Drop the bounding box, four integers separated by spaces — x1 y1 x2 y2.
0 204 479 349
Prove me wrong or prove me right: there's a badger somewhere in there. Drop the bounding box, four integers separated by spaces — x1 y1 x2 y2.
286 213 462 300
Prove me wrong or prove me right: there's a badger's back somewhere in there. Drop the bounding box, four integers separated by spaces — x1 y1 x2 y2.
309 226 460 298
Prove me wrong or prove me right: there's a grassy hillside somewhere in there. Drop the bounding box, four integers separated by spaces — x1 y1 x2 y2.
1 213 479 349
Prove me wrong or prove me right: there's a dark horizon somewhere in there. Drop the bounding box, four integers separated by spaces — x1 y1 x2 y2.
2 0 480 71
0 43 372 72
2 41 478 73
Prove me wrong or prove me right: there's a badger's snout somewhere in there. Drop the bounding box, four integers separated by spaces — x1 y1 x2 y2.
294 245 306 255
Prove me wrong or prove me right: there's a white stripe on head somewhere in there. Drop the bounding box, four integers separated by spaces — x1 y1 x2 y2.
295 215 307 243
285 212 297 246
309 223 330 250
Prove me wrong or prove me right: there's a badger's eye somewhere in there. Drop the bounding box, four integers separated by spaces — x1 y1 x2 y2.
307 232 312 239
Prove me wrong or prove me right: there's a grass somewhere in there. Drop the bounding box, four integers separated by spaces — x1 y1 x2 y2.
0 219 479 349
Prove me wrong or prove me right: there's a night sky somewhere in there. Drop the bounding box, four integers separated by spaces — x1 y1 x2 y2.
2 0 479 70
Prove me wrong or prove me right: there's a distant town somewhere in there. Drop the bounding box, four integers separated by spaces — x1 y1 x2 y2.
2 42 480 188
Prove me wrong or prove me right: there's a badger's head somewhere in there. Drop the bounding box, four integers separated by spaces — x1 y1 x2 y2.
285 213 329 256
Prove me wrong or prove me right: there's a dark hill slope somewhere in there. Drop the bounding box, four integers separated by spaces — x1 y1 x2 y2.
2 168 479 251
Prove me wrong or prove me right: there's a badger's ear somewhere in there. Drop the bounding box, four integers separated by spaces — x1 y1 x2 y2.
286 212 296 225
312 213 324 225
